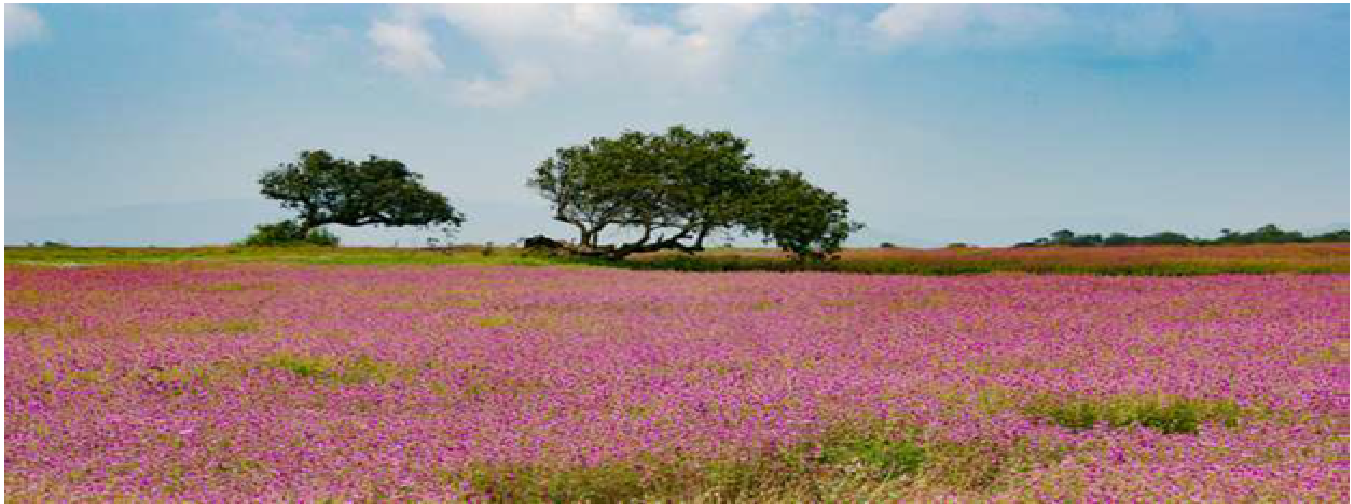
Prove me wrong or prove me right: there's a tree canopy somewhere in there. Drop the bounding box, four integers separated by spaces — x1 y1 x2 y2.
259 150 465 236
529 126 862 260
743 169 863 261
1015 224 1348 247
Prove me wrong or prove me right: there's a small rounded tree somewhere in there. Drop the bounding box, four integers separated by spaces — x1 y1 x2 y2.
238 220 340 247
742 168 863 262
258 150 465 242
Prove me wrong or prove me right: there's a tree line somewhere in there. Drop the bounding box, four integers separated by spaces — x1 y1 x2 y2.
245 126 1345 257
1014 225 1349 248
246 126 862 261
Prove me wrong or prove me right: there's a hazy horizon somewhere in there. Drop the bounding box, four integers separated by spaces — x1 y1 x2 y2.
6 4 1348 247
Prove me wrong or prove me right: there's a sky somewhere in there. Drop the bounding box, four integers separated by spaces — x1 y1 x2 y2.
5 3 1348 247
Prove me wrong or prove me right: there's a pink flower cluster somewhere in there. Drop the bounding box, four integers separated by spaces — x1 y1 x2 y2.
5 264 1347 500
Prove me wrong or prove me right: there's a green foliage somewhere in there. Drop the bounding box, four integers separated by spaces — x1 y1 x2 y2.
238 220 340 247
264 354 400 384
743 168 864 262
472 315 513 328
1309 229 1351 242
166 318 260 334
817 432 926 478
1025 396 1249 435
450 423 924 502
455 462 655 502
529 126 759 257
1019 224 1350 247
270 354 328 379
529 126 862 261
1218 224 1349 244
259 150 464 236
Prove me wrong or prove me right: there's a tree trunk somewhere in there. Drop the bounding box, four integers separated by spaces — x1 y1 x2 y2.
691 226 712 252
296 220 316 239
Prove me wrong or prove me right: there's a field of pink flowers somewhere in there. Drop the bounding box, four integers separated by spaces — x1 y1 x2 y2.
5 263 1348 501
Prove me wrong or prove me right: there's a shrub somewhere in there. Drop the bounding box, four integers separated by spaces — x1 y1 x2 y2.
879 242 896 249
238 220 340 247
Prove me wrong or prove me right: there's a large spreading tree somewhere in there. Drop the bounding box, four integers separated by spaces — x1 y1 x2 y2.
259 150 464 239
528 126 862 260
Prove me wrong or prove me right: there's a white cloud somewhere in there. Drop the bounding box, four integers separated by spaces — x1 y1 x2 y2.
679 4 772 39
675 4 772 69
784 4 821 22
214 10 351 64
370 19 444 74
870 4 1069 50
368 4 775 107
6 4 47 48
452 62 551 107
867 4 1197 58
367 4 1198 106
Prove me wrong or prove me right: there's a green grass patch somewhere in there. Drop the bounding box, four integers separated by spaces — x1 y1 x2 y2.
1024 395 1250 434
263 354 406 384
194 282 276 292
444 422 927 502
472 315 513 328
164 318 260 334
5 317 58 334
817 431 926 478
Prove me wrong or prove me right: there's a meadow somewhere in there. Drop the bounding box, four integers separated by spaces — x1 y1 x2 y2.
4 246 1347 501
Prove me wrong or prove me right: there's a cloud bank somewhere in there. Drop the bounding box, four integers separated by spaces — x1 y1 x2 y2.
369 4 774 107
366 4 1206 107
868 4 1199 58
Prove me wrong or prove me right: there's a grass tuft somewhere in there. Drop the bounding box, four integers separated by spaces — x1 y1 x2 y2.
1024 396 1250 434
472 315 513 328
263 354 404 384
446 422 928 502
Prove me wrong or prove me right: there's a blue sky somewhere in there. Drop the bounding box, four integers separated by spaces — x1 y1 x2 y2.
5 3 1348 246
